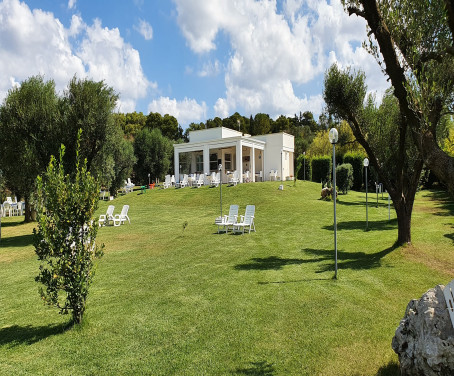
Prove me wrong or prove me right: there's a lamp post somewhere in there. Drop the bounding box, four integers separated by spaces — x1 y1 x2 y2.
303 151 306 181
218 164 223 219
364 158 369 229
328 128 338 279
148 173 150 185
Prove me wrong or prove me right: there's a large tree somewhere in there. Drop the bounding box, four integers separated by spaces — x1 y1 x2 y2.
62 76 119 173
0 76 61 222
133 128 173 184
342 0 454 194
324 66 423 244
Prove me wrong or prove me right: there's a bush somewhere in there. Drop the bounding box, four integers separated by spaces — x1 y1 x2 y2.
336 163 354 194
311 156 332 184
34 138 104 324
296 154 312 181
344 151 366 191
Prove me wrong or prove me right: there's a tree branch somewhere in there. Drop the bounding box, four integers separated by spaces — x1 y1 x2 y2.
347 6 365 19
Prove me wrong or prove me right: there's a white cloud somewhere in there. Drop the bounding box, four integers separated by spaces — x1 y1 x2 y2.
68 0 76 10
214 97 229 118
135 19 153 40
0 0 85 95
174 0 388 118
78 18 153 102
198 59 221 77
148 97 207 126
0 0 154 112
69 14 84 36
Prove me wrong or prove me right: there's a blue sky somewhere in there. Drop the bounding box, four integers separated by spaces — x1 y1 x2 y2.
0 0 388 128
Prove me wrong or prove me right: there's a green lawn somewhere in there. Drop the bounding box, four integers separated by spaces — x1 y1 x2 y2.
1 181 453 375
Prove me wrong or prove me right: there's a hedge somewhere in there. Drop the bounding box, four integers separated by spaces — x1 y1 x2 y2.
311 156 332 184
336 163 354 194
343 151 366 191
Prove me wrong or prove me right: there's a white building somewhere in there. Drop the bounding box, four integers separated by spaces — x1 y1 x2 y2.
173 127 294 183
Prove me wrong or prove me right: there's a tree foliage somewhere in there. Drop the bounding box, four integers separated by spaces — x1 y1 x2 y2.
134 128 173 184
336 163 354 194
0 76 61 222
324 65 423 244
34 138 103 324
341 0 454 194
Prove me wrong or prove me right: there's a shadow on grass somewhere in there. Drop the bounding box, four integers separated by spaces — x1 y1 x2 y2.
322 218 397 232
234 244 398 273
422 189 454 217
0 322 71 348
376 360 399 375
235 361 275 375
234 256 310 271
0 233 34 248
1 219 26 228
305 244 398 273
258 278 331 285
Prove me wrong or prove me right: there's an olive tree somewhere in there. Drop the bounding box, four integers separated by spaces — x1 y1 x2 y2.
0 76 60 222
324 66 423 244
341 0 454 194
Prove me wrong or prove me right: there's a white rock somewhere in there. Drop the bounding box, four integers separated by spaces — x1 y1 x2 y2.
392 285 454 375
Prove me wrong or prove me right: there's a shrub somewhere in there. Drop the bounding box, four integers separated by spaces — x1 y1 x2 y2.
34 137 104 324
344 151 366 191
311 156 332 184
296 154 312 181
336 163 354 194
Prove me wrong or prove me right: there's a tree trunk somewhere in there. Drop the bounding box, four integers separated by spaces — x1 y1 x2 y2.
24 197 33 223
394 199 414 245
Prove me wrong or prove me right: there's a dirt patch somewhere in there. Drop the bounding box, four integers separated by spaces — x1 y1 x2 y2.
402 244 454 277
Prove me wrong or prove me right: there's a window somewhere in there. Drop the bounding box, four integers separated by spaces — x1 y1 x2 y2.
225 153 232 171
196 154 203 172
210 153 218 171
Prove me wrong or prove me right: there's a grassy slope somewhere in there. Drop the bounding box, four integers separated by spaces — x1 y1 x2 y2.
0 181 453 376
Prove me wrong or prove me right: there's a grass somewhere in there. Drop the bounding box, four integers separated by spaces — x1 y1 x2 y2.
0 181 453 375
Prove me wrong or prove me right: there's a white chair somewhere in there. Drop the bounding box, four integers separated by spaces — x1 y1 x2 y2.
229 171 239 186
210 172 221 187
114 205 130 225
194 174 204 188
233 205 256 234
98 205 119 227
170 175 176 186
270 170 277 181
127 178 135 192
217 204 238 233
176 174 189 188
163 175 172 189
259 171 263 182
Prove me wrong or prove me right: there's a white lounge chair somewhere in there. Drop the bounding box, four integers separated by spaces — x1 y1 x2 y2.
217 204 238 233
210 172 221 187
194 174 204 188
163 175 172 189
176 174 189 188
127 178 135 192
229 171 239 186
98 205 119 227
114 205 130 225
233 205 256 234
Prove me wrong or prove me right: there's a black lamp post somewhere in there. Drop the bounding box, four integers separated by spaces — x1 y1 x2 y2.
328 128 339 279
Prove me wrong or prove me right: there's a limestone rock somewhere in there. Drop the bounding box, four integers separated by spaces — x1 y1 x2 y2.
392 284 454 375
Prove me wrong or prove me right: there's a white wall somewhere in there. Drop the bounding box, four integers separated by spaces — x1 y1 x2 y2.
189 127 243 143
